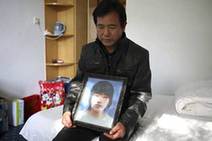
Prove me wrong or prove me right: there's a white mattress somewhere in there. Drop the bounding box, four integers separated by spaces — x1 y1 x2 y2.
20 94 212 141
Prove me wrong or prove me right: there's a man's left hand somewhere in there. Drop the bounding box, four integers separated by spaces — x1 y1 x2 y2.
104 122 126 140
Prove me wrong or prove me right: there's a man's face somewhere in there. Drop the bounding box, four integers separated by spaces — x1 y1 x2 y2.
96 11 126 48
90 93 110 113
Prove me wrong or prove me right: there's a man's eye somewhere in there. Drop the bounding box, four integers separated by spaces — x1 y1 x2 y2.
108 25 116 29
97 25 117 30
97 25 104 29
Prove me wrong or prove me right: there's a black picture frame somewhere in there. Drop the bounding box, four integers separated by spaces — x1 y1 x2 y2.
72 73 127 132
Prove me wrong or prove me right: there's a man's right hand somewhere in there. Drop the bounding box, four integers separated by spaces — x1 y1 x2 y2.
62 111 74 128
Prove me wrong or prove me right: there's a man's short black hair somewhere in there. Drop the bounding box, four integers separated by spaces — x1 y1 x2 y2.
93 0 127 27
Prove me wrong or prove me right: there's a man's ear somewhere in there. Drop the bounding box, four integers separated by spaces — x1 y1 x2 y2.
122 22 127 30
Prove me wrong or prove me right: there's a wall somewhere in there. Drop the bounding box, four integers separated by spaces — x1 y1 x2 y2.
1 0 211 99
0 0 45 99
126 0 212 95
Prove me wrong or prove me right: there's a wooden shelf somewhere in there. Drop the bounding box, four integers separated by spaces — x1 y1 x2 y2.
63 34 74 37
45 34 74 40
46 62 75 67
45 0 88 80
45 3 74 7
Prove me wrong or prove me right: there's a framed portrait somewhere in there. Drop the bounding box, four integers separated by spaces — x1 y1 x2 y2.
72 73 127 132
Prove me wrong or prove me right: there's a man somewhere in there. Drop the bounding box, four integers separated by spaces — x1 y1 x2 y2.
53 0 151 141
76 81 114 128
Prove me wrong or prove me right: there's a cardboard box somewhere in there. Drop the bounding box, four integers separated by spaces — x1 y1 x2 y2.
8 99 24 126
23 94 41 122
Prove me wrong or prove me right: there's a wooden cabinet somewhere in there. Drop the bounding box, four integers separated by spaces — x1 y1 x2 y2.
44 0 87 80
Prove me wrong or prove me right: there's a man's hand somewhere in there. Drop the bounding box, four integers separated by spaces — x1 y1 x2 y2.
104 122 126 140
62 111 74 128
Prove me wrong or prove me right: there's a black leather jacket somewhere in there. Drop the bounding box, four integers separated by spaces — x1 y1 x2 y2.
63 33 152 140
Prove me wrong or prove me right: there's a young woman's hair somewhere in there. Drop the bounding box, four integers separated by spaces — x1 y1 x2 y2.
93 0 127 27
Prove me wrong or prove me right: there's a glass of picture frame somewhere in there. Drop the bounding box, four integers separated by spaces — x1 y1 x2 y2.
72 73 127 132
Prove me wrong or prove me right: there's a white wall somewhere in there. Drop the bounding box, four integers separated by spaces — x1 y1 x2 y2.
0 0 45 99
126 0 212 95
1 0 211 99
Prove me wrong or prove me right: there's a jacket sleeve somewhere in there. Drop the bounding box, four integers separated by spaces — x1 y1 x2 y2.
63 81 83 113
120 51 152 139
63 46 86 113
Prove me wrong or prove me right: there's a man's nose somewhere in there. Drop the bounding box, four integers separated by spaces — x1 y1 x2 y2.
103 27 110 36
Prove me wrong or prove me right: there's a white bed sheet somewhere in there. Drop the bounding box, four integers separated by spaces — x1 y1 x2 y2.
20 94 212 141
20 106 64 141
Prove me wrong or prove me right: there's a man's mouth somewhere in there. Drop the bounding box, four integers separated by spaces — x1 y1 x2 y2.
103 39 111 42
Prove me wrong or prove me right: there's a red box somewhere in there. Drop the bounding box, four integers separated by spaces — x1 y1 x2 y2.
23 94 41 122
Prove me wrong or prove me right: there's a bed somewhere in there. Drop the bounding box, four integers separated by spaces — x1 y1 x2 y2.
20 94 212 141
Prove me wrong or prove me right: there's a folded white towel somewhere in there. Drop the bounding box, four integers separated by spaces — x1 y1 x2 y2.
175 80 212 118
175 96 212 117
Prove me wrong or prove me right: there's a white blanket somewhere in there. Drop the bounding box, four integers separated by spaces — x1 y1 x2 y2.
132 95 212 141
134 114 212 141
20 94 212 141
175 80 212 118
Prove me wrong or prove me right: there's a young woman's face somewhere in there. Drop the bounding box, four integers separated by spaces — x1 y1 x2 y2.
90 93 110 113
